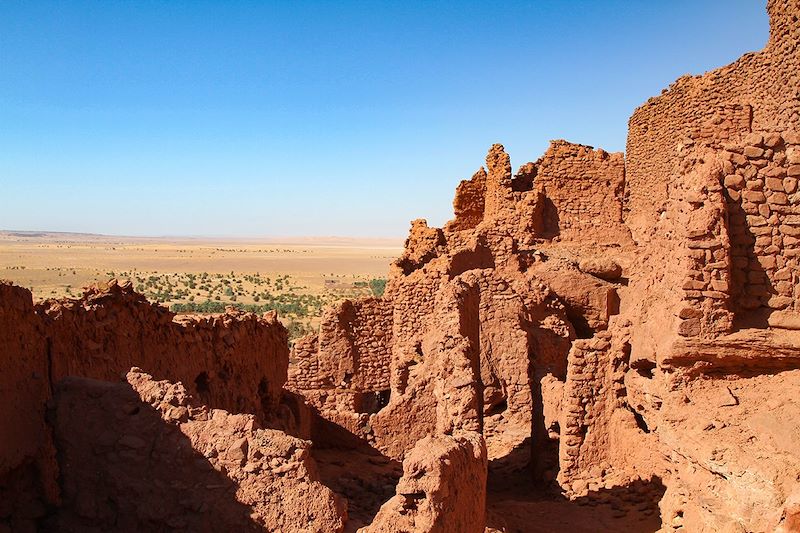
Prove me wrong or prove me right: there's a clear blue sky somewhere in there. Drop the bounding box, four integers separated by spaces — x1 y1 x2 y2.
0 1 768 238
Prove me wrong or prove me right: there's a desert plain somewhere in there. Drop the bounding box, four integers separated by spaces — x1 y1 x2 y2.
0 230 401 337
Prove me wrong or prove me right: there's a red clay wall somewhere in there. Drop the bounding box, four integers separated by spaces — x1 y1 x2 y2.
360 432 487 533
721 132 800 320
0 283 48 478
535 140 629 243
0 283 57 531
40 280 288 425
49 369 345 532
288 298 392 393
0 280 293 529
626 0 800 241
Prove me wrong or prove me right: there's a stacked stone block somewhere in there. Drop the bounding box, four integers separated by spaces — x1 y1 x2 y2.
535 141 629 242
722 131 800 314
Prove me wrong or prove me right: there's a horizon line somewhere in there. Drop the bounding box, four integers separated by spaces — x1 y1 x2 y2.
0 229 407 242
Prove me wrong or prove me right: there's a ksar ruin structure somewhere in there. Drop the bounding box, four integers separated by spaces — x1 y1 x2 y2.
2 1 800 531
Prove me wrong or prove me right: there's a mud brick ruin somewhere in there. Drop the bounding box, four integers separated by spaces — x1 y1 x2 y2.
2 1 800 531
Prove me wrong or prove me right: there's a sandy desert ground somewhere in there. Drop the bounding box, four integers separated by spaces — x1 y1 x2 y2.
0 230 402 337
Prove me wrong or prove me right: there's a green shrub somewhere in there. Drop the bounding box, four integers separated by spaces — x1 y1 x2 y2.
369 279 387 297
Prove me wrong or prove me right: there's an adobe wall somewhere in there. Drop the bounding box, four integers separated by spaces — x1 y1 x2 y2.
0 280 294 529
0 283 48 478
288 298 392 392
626 0 800 241
445 168 486 232
49 370 346 532
359 432 487 533
0 283 57 531
440 141 630 249
286 298 393 442
721 132 800 320
628 98 800 337
386 264 446 362
556 328 662 496
40 280 288 425
535 141 630 243
342 276 484 458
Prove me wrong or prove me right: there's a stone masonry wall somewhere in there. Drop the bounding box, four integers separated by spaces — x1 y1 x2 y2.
662 128 800 338
40 280 288 424
288 298 392 393
626 0 800 241
350 299 393 390
535 140 630 243
0 283 57 531
557 327 660 499
671 151 734 338
558 332 622 487
286 298 393 445
721 131 800 320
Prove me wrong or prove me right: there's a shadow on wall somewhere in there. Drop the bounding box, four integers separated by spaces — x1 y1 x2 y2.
45 377 261 532
487 459 665 533
727 195 776 330
310 416 402 532
0 461 51 532
488 438 538 490
448 242 496 280
540 197 561 239
525 321 570 482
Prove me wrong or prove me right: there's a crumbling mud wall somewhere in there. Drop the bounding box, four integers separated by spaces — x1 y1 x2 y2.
3 3 800 532
0 283 57 532
286 298 393 445
287 4 800 532
287 140 628 483
623 0 800 366
370 275 485 458
563 3 800 529
535 141 630 243
441 140 630 248
50 370 346 532
359 432 487 533
287 298 392 393
0 280 324 531
291 246 576 466
0 284 47 475
626 0 800 241
721 132 800 321
556 327 662 496
41 280 289 427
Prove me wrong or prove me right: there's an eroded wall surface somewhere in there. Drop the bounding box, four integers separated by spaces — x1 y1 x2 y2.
50 370 346 532
287 3 800 531
626 0 800 241
0 280 329 531
358 432 487 533
41 280 288 424
0 283 56 532
3 2 800 531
